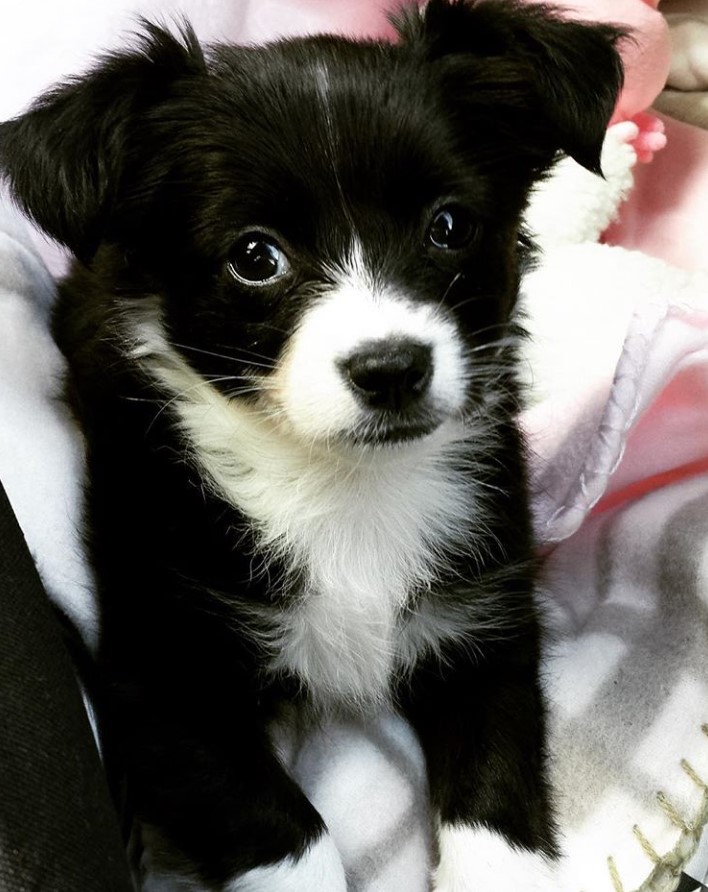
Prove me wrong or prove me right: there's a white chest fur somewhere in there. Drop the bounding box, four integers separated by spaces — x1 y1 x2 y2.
257 432 479 707
127 313 487 707
178 384 479 707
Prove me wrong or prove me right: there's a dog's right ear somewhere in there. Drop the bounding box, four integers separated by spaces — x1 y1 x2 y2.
0 22 206 264
395 0 625 178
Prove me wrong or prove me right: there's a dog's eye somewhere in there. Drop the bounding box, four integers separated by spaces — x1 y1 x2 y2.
427 206 477 250
227 233 289 285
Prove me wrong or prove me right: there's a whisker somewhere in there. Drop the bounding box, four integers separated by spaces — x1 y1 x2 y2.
145 380 214 435
466 337 518 353
174 342 278 371
438 272 465 312
215 343 281 365
446 295 482 315
143 373 263 434
246 321 290 337
467 321 511 341
223 386 266 401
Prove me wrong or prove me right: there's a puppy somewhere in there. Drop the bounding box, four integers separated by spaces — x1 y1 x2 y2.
0 1 623 889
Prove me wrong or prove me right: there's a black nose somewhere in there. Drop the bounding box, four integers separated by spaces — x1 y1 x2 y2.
341 339 434 411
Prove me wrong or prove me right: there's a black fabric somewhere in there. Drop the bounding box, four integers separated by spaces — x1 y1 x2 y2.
0 479 133 891
677 876 707 892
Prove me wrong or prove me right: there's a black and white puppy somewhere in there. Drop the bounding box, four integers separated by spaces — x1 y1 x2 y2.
0 1 623 889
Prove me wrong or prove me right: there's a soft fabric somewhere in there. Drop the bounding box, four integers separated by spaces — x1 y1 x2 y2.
0 188 97 650
603 0 708 270
665 11 708 91
516 0 708 274
654 2 708 129
522 240 708 892
0 477 132 892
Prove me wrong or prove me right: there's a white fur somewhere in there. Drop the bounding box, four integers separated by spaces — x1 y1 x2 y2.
226 833 347 892
122 301 492 708
435 824 559 892
272 245 467 444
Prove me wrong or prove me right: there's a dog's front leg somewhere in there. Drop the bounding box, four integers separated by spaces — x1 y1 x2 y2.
118 704 347 892
399 633 559 892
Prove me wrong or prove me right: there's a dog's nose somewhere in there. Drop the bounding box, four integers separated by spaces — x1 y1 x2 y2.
341 339 433 411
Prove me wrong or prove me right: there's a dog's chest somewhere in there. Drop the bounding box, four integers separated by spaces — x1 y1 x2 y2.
191 424 478 706
247 448 477 707
153 365 481 706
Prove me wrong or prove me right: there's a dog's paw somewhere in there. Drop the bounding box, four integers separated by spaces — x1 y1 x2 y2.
433 824 559 892
227 834 347 892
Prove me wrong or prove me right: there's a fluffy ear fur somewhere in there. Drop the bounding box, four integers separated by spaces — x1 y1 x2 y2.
0 22 206 263
395 0 625 176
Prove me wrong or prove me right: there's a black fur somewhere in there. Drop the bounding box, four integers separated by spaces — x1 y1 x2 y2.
0 1 623 888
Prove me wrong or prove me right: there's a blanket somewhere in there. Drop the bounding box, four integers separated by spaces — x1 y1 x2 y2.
523 243 708 892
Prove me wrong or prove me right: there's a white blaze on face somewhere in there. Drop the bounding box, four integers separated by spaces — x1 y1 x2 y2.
270 244 468 444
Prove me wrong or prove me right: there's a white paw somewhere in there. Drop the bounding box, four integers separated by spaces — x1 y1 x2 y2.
227 833 347 892
433 824 559 892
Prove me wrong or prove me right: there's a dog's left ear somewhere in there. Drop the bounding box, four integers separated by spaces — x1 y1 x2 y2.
396 0 625 176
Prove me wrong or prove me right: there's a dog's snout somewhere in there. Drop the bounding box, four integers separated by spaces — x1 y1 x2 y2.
341 339 433 411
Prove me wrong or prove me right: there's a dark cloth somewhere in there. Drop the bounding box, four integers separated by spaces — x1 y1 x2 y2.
0 479 132 891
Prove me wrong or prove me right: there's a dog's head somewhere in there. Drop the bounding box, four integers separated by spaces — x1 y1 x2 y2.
0 0 623 450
